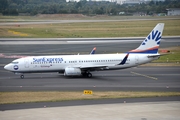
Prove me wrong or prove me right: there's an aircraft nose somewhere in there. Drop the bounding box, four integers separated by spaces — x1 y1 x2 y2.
4 64 11 71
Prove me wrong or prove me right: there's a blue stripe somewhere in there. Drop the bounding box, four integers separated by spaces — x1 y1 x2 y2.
129 48 158 54
91 50 96 54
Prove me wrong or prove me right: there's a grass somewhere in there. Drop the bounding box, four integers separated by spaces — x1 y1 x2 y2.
0 19 180 38
154 46 180 63
0 91 180 104
140 46 180 66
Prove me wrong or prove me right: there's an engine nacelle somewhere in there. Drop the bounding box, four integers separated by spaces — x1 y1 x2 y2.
64 67 81 76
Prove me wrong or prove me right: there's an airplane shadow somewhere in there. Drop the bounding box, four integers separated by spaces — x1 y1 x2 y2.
8 73 136 81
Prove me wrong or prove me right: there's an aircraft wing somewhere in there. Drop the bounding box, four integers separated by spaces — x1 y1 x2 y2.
79 53 129 70
79 64 115 70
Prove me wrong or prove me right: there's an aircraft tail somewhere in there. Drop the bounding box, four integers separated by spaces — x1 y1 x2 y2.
129 23 164 54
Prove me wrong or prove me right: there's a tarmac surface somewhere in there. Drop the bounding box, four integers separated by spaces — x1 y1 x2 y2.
0 66 180 92
0 101 180 120
0 37 180 119
0 37 180 92
0 18 179 25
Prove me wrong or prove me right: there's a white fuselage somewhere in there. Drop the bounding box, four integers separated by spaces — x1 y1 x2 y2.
4 53 158 73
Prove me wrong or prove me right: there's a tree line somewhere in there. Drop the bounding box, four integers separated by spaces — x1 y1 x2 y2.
0 0 180 16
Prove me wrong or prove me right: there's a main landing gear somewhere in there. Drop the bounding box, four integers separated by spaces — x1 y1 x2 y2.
82 72 92 78
87 73 92 78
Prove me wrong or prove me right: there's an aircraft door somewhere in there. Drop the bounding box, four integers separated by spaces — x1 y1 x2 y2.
24 59 29 68
135 55 139 64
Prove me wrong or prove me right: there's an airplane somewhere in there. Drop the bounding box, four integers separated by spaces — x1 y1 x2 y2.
4 23 164 79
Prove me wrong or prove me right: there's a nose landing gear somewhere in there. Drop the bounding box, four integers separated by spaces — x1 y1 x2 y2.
15 72 24 79
20 74 24 79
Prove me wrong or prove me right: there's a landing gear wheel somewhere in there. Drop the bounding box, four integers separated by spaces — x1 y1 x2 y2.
82 73 87 77
87 73 92 78
82 72 92 78
20 75 24 79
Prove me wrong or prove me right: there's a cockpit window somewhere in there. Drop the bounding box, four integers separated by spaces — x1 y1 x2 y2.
11 62 19 64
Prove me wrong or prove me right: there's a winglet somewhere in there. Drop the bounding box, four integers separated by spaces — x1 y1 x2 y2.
118 53 129 65
90 47 96 54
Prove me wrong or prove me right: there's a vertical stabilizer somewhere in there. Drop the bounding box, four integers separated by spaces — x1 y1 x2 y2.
129 23 164 54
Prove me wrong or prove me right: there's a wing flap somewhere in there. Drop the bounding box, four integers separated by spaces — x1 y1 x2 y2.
79 64 115 70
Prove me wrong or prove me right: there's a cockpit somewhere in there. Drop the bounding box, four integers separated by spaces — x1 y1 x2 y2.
4 60 20 71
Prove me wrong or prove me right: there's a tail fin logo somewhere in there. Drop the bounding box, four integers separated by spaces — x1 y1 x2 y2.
129 23 164 54
142 30 161 46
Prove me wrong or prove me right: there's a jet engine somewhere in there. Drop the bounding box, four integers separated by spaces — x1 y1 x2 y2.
64 67 81 76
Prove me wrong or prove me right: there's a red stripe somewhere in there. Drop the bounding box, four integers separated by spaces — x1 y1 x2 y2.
129 46 159 52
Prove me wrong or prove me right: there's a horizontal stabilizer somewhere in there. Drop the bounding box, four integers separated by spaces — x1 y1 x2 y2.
147 53 169 58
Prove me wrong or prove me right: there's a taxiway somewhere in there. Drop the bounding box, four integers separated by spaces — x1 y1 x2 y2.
0 66 180 92
0 37 180 92
0 37 180 117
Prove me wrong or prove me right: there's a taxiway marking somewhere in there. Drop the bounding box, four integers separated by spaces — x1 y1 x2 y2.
131 71 158 80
